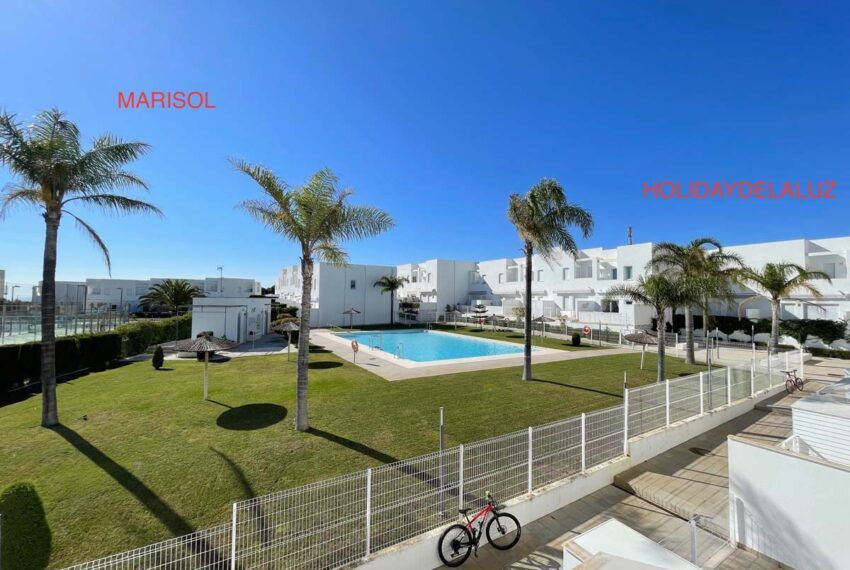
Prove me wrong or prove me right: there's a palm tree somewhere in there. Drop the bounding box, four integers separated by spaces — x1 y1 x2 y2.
735 263 831 352
649 238 742 363
0 109 160 427
507 179 593 381
139 279 205 314
233 162 394 431
605 275 686 382
373 275 408 325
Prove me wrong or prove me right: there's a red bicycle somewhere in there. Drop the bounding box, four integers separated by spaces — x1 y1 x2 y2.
783 369 804 393
437 492 521 567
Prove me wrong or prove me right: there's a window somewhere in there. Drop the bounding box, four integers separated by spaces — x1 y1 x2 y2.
411 273 418 283
612 268 617 280
575 260 592 279
506 267 519 282
537 270 543 281
498 273 504 284
623 266 633 280
90 287 101 295
562 268 569 280
350 279 356 290
135 286 147 295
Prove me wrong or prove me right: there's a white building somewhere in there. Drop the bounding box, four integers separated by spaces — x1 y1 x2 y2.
190 297 272 343
276 235 850 341
33 276 262 312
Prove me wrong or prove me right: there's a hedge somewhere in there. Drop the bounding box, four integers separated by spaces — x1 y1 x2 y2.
810 347 850 360
0 332 122 394
115 313 192 356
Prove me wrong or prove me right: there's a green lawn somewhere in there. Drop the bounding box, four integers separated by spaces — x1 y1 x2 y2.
0 348 704 568
430 323 606 351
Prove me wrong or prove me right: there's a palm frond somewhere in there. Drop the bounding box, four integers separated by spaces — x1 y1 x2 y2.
63 194 162 217
63 210 112 275
0 186 43 218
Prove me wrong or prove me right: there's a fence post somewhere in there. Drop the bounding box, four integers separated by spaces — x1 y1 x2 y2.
365 468 372 558
230 503 237 570
786 351 790 371
618 330 622 345
581 413 587 473
528 426 534 495
675 333 679 357
800 346 805 382
726 367 732 406
665 380 670 427
458 444 464 511
623 389 630 456
699 372 704 415
767 353 772 388
750 363 755 396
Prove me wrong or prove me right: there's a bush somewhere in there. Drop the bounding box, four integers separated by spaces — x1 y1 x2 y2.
571 332 581 347
0 332 122 394
810 347 850 360
780 319 847 345
152 345 164 370
115 313 192 356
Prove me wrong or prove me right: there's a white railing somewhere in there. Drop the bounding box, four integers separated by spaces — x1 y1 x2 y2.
62 356 785 570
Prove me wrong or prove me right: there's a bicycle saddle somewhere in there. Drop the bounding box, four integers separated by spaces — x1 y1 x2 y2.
458 508 470 515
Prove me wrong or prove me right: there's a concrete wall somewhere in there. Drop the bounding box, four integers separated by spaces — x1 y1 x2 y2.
728 436 850 569
313 263 396 327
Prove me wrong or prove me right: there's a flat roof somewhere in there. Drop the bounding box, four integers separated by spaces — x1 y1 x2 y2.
792 377 850 419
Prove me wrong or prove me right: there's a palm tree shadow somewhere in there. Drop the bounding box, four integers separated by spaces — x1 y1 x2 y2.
0 482 51 569
306 428 399 464
529 378 623 398
51 425 228 567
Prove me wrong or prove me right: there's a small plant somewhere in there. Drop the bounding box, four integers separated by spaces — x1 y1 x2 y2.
152 346 164 370
571 332 581 347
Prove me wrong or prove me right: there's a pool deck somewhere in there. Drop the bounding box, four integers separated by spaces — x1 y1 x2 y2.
311 329 631 380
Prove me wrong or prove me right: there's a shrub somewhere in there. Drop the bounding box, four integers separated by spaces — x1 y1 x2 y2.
152 346 164 370
810 347 850 360
116 313 191 356
571 332 581 347
0 332 122 395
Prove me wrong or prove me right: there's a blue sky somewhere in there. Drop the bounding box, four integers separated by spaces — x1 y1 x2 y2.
1 0 848 290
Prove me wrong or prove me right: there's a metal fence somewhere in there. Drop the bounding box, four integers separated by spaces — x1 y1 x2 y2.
62 354 789 570
0 302 130 345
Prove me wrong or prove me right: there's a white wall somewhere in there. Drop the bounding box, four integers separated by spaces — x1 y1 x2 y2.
728 436 850 569
191 297 271 343
313 263 396 327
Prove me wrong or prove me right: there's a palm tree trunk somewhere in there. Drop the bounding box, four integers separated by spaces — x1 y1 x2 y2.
770 299 780 354
389 290 394 326
40 212 60 427
684 305 695 364
522 245 533 381
295 255 313 431
656 308 666 383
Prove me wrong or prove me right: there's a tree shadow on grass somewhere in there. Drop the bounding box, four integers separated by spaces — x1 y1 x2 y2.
0 482 51 570
216 404 287 431
51 425 229 567
308 345 332 354
306 428 399 464
529 378 623 398
308 361 343 370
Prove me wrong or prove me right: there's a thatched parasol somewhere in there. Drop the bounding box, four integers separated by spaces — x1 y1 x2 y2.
275 321 299 360
160 335 238 400
342 307 361 329
533 315 559 337
624 330 657 370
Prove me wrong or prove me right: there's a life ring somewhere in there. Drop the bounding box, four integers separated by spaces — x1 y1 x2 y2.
582 325 592 335
351 339 359 352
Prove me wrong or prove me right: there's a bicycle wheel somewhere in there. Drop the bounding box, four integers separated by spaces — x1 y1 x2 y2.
486 512 521 550
785 378 795 394
438 524 473 567
795 377 804 391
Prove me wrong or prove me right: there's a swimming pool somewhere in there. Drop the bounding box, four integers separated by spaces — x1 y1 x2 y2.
336 329 524 362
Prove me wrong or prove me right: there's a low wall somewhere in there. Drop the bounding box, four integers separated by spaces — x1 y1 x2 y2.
728 436 850 569
359 383 785 570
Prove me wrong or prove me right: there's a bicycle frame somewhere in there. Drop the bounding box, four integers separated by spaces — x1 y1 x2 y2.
462 504 495 531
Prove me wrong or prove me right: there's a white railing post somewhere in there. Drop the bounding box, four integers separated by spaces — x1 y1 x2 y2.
528 426 534 495
750 363 755 396
581 413 587 473
665 380 670 427
230 503 237 570
726 367 732 406
618 330 622 345
699 372 705 415
675 333 679 357
768 353 772 387
458 444 464 511
800 346 805 381
623 389 630 456
786 351 790 371
365 468 372 558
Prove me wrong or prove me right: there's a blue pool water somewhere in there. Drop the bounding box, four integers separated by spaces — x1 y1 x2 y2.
336 329 524 362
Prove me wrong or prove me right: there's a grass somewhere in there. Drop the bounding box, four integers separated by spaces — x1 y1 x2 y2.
0 347 704 568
